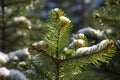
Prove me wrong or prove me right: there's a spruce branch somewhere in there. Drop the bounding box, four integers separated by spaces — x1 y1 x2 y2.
93 7 120 21
78 27 104 39
28 8 116 80
92 0 120 75
0 48 30 64
72 39 114 57
28 41 56 62
62 39 115 62
57 16 72 53
43 8 72 58
32 64 52 80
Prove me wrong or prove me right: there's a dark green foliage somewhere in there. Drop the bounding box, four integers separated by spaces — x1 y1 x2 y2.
93 0 120 39
92 0 120 77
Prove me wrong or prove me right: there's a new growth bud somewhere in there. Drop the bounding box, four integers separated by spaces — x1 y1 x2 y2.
60 16 71 26
53 8 62 18
60 16 71 23
54 8 60 13
74 33 86 39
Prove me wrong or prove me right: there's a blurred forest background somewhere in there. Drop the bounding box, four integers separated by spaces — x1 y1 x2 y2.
39 0 105 32
0 0 120 80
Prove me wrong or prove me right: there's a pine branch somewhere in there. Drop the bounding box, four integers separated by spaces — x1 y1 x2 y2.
93 7 120 21
0 48 30 64
27 8 116 79
33 65 52 80
57 16 72 53
72 39 113 57
29 41 56 62
43 8 72 58
92 0 120 76
78 27 104 39
62 39 114 62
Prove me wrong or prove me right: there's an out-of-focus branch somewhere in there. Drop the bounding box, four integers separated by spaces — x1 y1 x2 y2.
0 67 28 80
0 48 30 64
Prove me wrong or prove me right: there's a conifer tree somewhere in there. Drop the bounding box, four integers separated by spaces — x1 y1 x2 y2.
27 8 115 80
0 0 116 79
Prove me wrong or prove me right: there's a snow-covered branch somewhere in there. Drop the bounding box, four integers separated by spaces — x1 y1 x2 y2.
0 48 30 64
8 48 29 61
0 67 28 80
72 39 113 57
13 16 32 29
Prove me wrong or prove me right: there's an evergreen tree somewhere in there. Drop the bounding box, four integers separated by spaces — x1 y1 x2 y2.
0 0 116 79
27 8 115 80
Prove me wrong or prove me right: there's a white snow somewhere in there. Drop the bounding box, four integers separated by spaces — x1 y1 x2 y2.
8 48 30 60
13 16 31 29
0 52 9 63
10 69 28 80
60 16 71 23
0 67 10 78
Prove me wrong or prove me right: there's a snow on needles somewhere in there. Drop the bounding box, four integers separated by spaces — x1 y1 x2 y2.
0 48 30 63
72 39 110 57
8 48 30 60
0 52 9 64
0 67 28 80
13 16 31 29
0 67 10 78
10 69 28 80
60 16 71 23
